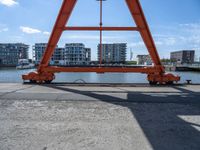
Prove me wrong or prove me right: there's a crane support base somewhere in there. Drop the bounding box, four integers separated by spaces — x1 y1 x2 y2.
22 72 55 84
22 66 180 85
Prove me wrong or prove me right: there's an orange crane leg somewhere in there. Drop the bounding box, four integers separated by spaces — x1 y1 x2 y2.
22 0 180 84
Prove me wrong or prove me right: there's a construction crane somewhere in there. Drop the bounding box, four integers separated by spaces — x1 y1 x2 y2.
22 0 180 85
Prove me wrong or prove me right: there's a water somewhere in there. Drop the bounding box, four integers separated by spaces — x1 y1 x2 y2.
0 67 199 84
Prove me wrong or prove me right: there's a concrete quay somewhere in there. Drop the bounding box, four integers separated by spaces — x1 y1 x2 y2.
0 83 200 150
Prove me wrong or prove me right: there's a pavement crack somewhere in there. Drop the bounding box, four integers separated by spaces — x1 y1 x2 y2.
0 85 35 99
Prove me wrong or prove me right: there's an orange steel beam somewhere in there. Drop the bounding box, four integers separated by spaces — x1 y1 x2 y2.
44 66 157 74
63 26 140 31
125 0 164 72
38 0 77 72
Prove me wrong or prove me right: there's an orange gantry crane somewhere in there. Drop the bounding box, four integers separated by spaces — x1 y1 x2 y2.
22 0 180 85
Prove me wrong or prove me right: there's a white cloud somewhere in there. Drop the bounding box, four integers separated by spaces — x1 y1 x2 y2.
43 31 50 35
154 23 200 47
155 41 163 46
0 27 8 32
149 23 200 58
20 26 51 35
20 26 41 34
164 37 176 46
179 23 200 45
0 0 18 7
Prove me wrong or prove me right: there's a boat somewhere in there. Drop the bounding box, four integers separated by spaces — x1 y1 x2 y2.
16 59 35 69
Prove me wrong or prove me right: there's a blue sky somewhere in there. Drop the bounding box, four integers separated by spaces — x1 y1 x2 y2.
0 0 200 61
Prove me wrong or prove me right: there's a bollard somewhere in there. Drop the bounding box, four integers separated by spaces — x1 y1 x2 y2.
186 80 192 84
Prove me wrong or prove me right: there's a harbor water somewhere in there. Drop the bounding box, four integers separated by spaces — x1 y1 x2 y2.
0 67 199 84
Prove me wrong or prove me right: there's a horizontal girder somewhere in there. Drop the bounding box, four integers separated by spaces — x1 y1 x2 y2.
43 66 158 74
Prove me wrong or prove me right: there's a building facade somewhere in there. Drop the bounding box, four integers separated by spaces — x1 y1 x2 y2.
64 43 91 65
33 43 91 66
33 43 47 65
52 48 65 65
137 55 152 65
97 43 127 64
0 43 29 66
85 48 91 63
33 43 64 65
170 50 195 64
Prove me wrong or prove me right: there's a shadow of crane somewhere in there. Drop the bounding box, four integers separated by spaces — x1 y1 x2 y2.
42 84 200 150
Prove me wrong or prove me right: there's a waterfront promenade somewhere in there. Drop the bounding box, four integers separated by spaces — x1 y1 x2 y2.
0 83 200 150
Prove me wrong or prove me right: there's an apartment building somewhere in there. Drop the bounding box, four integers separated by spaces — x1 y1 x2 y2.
137 55 152 65
0 43 29 66
33 43 64 65
33 43 91 66
97 43 127 64
170 50 195 64
64 43 91 65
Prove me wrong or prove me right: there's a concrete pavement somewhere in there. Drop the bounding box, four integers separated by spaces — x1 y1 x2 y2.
0 83 200 150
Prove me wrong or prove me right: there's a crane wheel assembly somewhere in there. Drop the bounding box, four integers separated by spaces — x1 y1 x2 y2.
22 0 180 85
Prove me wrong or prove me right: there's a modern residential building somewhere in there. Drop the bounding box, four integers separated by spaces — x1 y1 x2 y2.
52 48 65 65
33 43 63 65
0 43 29 66
137 55 152 65
33 43 91 66
97 43 127 64
33 43 47 65
64 43 91 65
85 48 91 63
170 50 195 64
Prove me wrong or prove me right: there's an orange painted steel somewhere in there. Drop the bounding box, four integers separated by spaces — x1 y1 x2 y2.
126 0 163 70
22 0 180 84
38 0 77 72
44 66 157 74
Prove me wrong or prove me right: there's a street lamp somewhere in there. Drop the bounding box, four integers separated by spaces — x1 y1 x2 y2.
96 0 106 65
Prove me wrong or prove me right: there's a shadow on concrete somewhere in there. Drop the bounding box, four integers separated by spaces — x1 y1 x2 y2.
42 84 200 150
